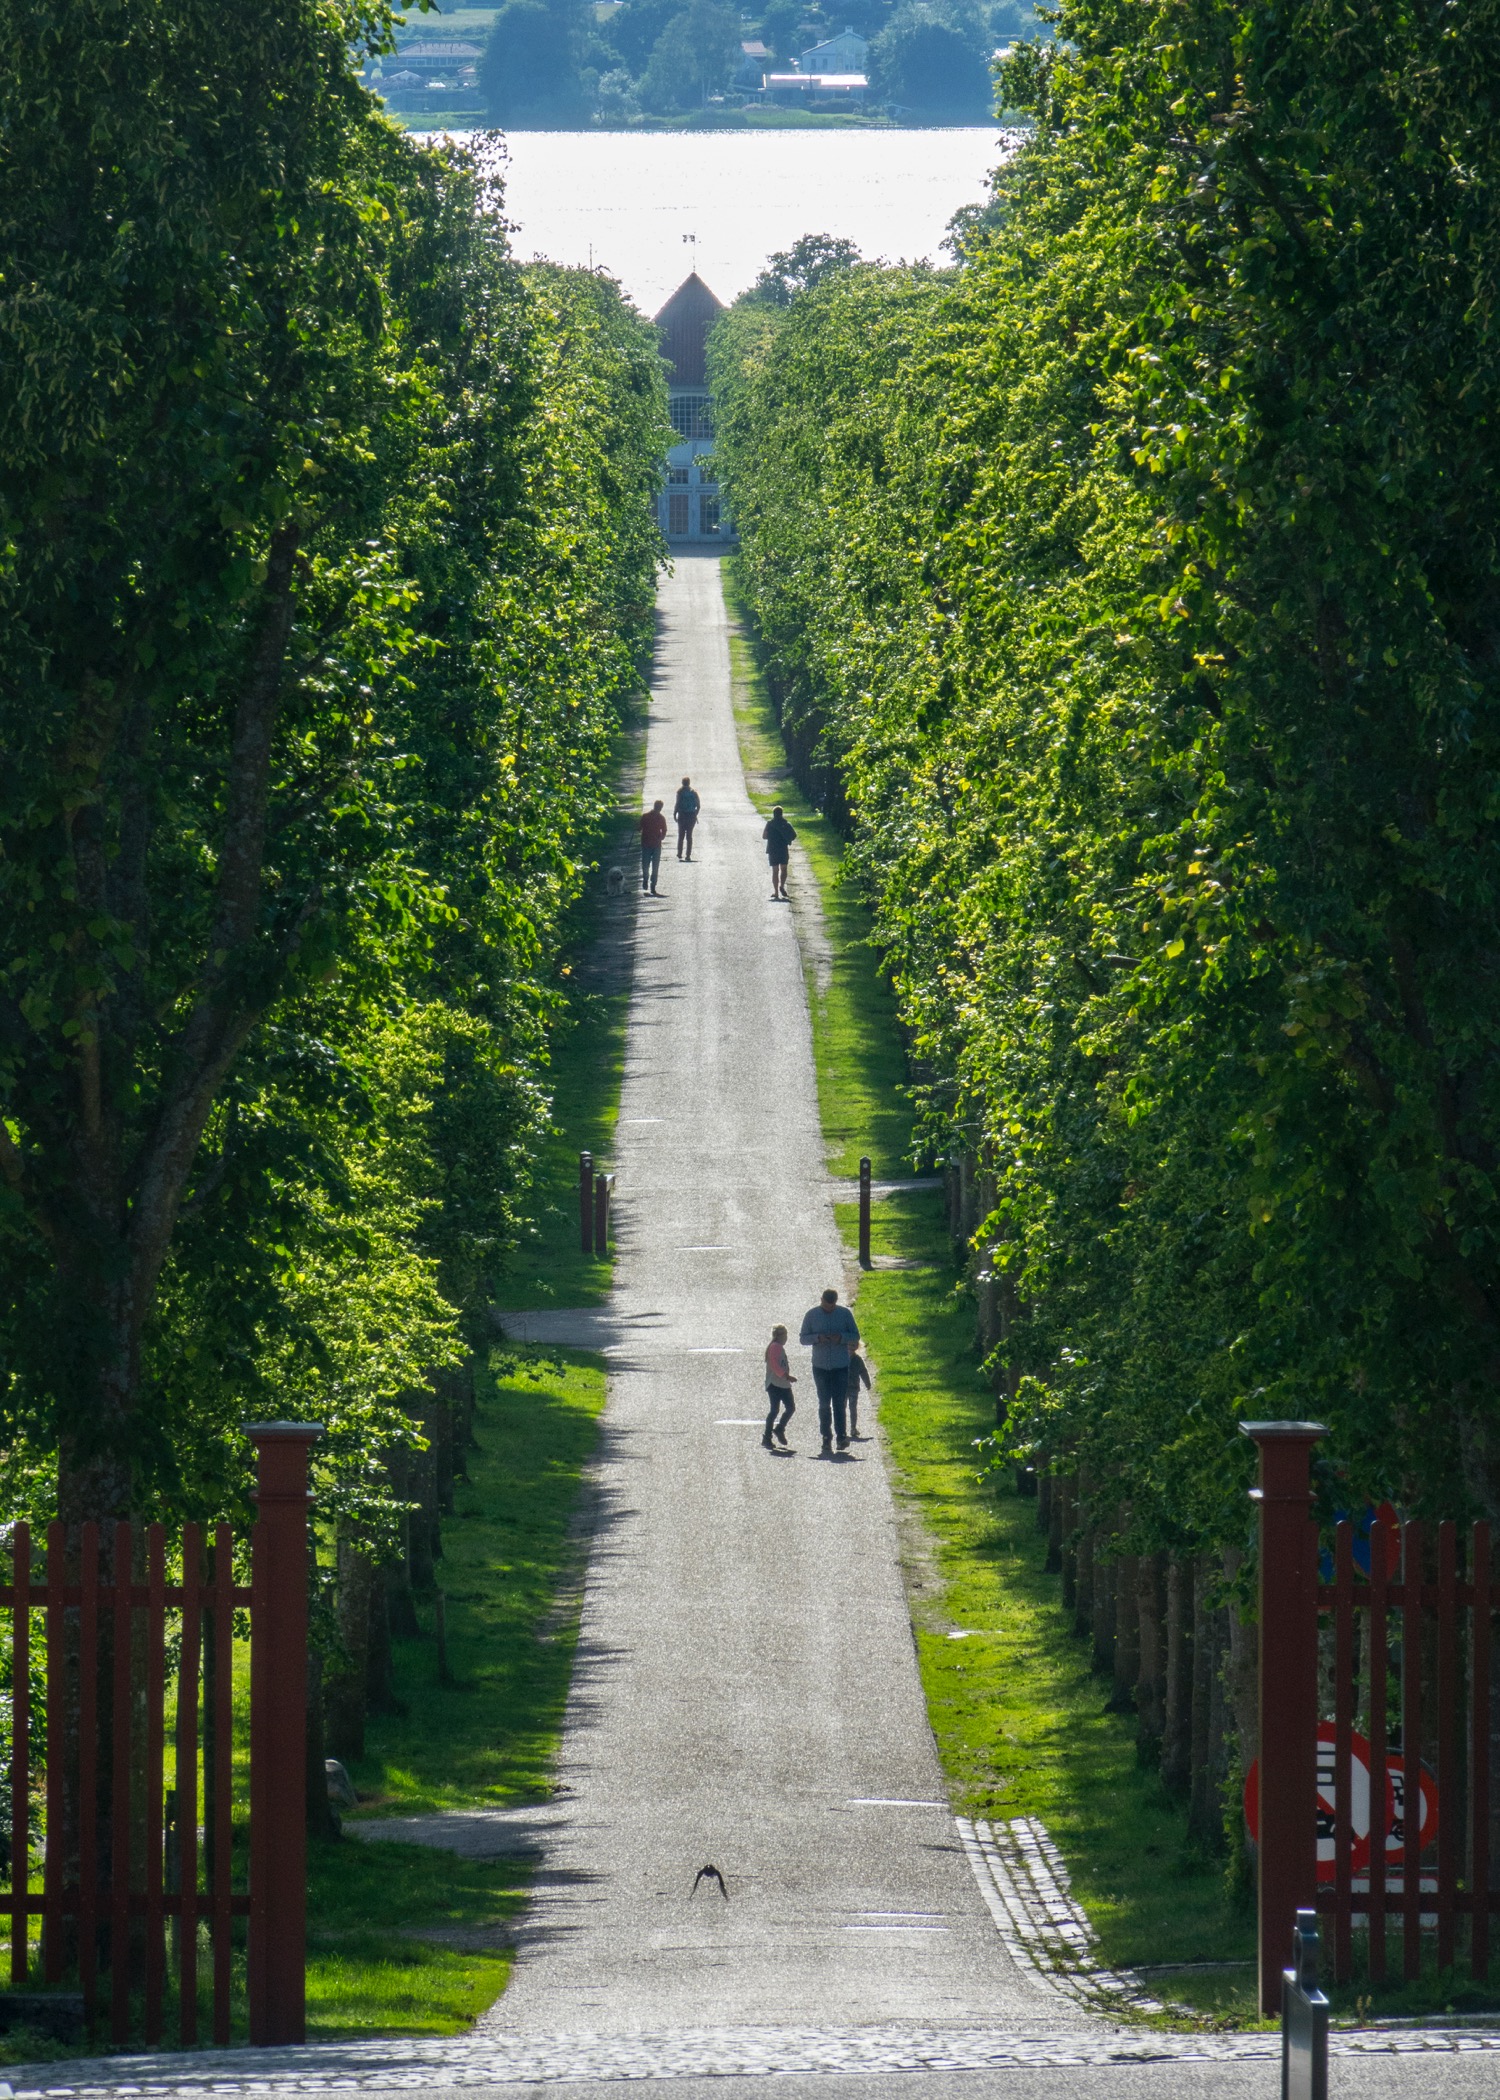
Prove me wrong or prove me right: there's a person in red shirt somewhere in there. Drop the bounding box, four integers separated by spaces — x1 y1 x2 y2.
639 799 668 894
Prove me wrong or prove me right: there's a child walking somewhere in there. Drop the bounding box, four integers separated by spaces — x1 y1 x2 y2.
763 1325 796 1448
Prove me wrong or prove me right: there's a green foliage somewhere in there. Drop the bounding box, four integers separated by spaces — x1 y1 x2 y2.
712 0 1500 1552
747 234 864 309
480 0 591 124
870 2 996 119
638 0 741 112
0 0 668 1523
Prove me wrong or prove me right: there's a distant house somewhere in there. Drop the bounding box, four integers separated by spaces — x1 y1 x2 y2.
760 71 868 107
397 40 483 61
736 37 771 86
654 274 731 546
798 25 869 71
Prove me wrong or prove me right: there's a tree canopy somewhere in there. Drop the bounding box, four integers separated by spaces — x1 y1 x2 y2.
0 0 668 1526
712 0 1500 1552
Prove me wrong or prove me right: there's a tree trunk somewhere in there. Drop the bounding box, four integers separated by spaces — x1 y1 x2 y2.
1224 1547 1259 1782
365 1568 403 1717
1188 1567 1227 1852
1111 1552 1139 1711
1059 1476 1078 1612
1092 1550 1116 1677
305 1647 340 1841
1074 1501 1094 1638
324 1536 374 1762
1161 1557 1194 1794
1135 1552 1166 1753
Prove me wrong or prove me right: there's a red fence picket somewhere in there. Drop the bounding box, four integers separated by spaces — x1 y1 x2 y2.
1246 1423 1500 2014
0 1425 319 2049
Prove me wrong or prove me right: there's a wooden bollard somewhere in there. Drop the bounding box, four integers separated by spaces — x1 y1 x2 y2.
593 1171 610 1254
858 1156 872 1270
579 1151 593 1255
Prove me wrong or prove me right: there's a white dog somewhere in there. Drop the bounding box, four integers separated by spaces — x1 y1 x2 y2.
605 865 626 896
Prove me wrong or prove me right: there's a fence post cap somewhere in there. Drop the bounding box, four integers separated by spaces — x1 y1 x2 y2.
1238 1420 1328 1441
242 1421 325 1441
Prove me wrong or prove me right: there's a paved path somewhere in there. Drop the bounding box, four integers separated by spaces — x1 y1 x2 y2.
486 554 1070 2036
5 563 1496 2099
6 2026 1499 2097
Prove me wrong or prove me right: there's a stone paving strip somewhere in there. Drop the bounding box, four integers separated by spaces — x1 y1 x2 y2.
4 2025 1499 2095
956 1816 1164 2016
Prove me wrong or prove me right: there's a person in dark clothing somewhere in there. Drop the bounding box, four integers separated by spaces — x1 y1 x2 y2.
763 805 797 901
798 1288 860 1453
674 777 701 860
847 1342 872 1440
639 800 667 893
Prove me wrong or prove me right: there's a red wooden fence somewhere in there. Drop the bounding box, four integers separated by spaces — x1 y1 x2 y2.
1246 1422 1500 2015
0 1424 318 2049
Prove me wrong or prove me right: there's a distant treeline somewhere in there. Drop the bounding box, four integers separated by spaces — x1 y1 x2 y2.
478 0 1044 125
711 0 1500 1572
0 0 667 1547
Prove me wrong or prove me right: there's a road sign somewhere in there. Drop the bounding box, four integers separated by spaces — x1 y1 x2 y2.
1383 1753 1439 1861
1244 1723 1390 1882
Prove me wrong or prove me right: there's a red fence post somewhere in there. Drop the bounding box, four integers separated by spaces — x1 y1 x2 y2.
246 1423 321 2046
858 1157 872 1270
1242 1420 1326 2018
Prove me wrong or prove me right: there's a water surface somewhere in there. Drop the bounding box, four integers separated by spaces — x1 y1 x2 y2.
435 129 1009 312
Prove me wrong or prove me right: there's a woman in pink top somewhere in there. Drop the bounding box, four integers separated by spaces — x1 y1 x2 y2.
763 1325 796 1449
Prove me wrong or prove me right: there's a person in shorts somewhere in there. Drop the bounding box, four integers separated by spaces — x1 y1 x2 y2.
674 777 701 860
763 1325 795 1448
639 800 667 893
763 805 796 901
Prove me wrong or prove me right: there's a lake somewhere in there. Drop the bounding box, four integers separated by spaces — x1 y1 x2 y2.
420 128 1010 313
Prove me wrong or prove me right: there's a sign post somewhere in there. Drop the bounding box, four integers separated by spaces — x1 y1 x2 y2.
1282 1908 1329 2100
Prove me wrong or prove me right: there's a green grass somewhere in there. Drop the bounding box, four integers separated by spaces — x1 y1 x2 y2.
348 1349 607 1812
307 1838 516 2039
845 1190 1260 2008
305 1345 607 2036
500 998 626 1312
500 694 643 1313
723 567 1265 2027
722 566 909 1180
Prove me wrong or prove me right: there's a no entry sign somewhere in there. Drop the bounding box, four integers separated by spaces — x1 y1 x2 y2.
1244 1723 1390 1881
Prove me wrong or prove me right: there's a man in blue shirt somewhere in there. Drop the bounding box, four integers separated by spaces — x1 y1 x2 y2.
673 776 701 860
799 1288 860 1454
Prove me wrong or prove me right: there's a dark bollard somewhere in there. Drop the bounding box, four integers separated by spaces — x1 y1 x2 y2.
1282 1909 1328 2100
594 1171 611 1255
579 1151 594 1255
858 1156 872 1270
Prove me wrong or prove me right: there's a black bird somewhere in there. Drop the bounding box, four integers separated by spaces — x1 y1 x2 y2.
692 1864 729 1900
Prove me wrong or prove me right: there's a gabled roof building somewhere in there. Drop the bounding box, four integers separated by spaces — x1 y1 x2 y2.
654 274 732 546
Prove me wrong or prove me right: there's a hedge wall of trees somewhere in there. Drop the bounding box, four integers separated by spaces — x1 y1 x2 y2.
0 0 667 1563
713 0 1500 1823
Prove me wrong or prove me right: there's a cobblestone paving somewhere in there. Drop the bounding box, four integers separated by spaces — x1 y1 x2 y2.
957 1817 1162 2017
4 2024 1499 2094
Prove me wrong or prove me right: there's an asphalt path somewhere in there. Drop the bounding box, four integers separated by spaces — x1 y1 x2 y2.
488 553 1073 2036
3 572 1488 2100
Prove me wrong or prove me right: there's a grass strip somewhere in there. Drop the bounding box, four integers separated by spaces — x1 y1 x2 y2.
306 1346 607 2037
722 563 1265 2027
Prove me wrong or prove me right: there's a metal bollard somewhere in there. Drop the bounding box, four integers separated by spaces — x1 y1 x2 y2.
858 1156 872 1270
1282 1909 1328 2100
579 1151 594 1255
594 1171 612 1255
